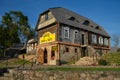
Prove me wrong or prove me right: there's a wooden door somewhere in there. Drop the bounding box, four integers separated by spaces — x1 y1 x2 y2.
37 48 44 63
44 48 47 63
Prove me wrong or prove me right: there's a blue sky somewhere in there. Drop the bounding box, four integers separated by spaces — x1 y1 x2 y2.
0 0 120 46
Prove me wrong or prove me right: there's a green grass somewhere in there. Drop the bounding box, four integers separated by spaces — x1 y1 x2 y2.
36 67 120 71
12 60 31 65
0 66 5 69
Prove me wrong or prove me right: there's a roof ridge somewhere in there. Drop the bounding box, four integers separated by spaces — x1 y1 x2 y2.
49 7 62 9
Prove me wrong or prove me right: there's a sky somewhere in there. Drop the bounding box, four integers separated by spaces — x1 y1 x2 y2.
0 0 120 46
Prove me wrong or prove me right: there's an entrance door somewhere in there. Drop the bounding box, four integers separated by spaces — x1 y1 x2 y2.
44 48 47 63
82 34 85 45
81 47 88 57
37 48 44 63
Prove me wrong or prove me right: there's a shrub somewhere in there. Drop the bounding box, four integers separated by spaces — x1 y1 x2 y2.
98 59 108 65
117 48 120 52
100 52 120 66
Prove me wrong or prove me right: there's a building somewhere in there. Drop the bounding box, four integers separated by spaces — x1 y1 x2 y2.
35 7 110 65
27 37 37 54
5 43 26 57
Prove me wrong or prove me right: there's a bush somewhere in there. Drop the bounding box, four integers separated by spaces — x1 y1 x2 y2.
98 59 108 65
100 52 120 66
117 48 120 52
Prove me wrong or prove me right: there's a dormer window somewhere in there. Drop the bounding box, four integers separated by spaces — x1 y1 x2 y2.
91 26 94 28
95 26 100 29
68 16 75 21
83 20 89 26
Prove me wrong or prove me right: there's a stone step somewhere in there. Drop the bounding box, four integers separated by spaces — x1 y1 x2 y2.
0 76 11 80
75 57 97 66
4 73 11 77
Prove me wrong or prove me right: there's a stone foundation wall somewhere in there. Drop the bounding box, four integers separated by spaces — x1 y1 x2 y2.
18 54 36 61
10 70 120 80
60 44 81 64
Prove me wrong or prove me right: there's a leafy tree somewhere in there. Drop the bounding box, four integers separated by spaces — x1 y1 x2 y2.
0 11 35 48
0 25 4 47
112 34 119 48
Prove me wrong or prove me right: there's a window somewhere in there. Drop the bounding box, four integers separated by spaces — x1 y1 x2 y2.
83 20 89 26
40 15 45 23
91 26 94 28
68 16 75 21
64 27 69 38
66 47 69 52
104 38 108 46
74 30 78 39
99 36 103 45
48 12 53 19
95 26 101 30
75 48 77 53
45 13 48 20
92 34 97 44
33 44 35 49
51 50 55 60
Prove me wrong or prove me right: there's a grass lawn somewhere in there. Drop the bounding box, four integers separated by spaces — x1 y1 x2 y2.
0 58 32 69
12 59 31 65
36 67 120 71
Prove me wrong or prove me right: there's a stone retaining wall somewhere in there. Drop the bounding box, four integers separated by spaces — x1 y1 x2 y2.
10 70 120 80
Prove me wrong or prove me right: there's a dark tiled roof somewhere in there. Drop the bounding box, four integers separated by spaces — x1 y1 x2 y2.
48 7 110 37
6 43 25 50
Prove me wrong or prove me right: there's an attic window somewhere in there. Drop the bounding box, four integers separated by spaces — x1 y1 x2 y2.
45 13 48 20
68 16 75 21
91 26 94 28
83 20 89 26
95 26 100 30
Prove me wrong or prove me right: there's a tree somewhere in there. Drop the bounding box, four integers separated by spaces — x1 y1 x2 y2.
0 11 35 48
0 25 4 47
112 34 119 48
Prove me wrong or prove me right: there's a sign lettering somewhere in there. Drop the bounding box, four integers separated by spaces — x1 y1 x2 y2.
40 32 55 44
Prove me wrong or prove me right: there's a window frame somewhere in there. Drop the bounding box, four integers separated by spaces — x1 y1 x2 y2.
74 30 78 39
83 20 89 26
64 27 69 38
45 13 48 20
104 38 108 46
99 36 103 45
92 34 97 44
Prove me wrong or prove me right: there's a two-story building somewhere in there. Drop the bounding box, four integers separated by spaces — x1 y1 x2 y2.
35 7 110 65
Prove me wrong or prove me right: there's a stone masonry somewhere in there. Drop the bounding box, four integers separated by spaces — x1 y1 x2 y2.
5 69 120 80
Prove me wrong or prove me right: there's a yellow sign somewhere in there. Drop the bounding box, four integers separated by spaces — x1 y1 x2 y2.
40 32 55 44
